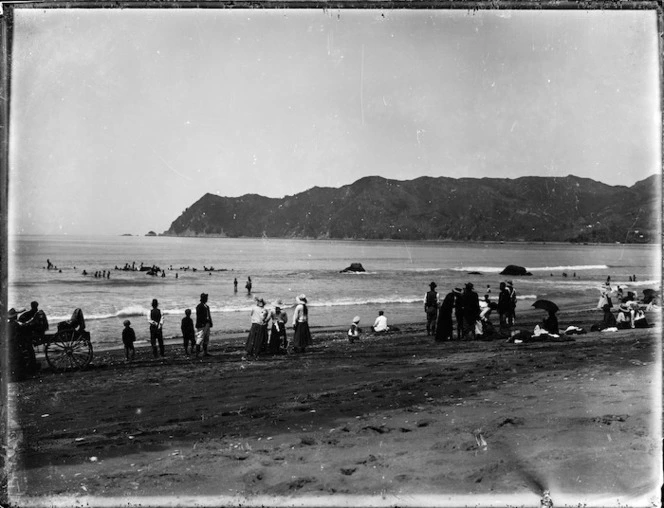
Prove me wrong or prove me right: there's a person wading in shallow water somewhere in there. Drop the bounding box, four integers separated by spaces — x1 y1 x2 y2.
424 282 439 336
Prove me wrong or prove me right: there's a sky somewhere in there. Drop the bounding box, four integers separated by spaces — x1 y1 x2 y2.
8 7 661 236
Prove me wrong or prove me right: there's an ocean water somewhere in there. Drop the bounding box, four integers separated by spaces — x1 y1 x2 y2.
8 235 661 350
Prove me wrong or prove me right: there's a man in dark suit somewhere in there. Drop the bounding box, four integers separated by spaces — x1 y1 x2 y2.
195 293 213 357
461 282 480 340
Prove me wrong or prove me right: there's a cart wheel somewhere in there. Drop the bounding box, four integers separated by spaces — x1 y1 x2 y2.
45 330 93 372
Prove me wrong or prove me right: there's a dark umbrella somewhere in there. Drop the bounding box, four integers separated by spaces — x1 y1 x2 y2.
532 300 559 314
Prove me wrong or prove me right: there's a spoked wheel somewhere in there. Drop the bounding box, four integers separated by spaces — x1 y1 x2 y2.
45 330 93 372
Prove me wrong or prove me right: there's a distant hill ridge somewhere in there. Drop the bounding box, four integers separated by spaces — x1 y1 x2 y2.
163 174 661 243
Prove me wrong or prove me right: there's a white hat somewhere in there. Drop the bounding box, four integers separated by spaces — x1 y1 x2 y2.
296 294 307 304
352 316 360 323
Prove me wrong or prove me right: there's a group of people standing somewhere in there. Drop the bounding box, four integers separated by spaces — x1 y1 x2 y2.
425 280 517 342
121 293 214 361
244 294 311 360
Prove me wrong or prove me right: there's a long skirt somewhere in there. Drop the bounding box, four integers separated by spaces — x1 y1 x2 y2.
435 312 454 342
291 321 312 351
268 325 286 353
245 323 267 357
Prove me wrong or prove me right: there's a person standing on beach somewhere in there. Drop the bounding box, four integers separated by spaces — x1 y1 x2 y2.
435 289 455 342
424 282 439 336
453 288 464 339
122 320 136 362
181 309 196 356
497 282 511 331
195 293 213 357
506 280 517 326
289 294 312 354
461 283 480 340
148 299 165 358
268 303 288 354
245 297 268 360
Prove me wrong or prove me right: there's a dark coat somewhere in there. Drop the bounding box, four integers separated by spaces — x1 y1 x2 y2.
196 302 212 328
181 316 195 338
461 290 480 320
498 288 511 314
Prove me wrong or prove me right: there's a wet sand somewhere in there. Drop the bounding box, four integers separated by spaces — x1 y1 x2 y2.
4 309 661 507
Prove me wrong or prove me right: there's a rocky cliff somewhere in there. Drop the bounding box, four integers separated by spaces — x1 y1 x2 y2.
163 174 660 243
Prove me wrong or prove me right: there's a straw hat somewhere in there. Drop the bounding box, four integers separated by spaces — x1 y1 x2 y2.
352 316 361 324
296 294 307 304
453 287 463 294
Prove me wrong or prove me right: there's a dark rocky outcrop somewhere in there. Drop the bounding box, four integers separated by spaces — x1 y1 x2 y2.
341 263 366 273
500 265 532 276
163 174 660 243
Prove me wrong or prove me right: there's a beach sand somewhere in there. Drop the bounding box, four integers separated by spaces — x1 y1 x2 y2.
4 308 661 507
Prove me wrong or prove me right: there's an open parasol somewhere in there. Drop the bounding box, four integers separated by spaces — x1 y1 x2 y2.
532 299 559 314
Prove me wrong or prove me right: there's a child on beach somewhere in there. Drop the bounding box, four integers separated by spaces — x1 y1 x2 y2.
348 316 361 343
181 309 195 355
122 320 136 362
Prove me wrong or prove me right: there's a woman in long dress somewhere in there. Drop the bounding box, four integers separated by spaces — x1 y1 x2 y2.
289 294 312 353
435 290 455 342
245 298 268 359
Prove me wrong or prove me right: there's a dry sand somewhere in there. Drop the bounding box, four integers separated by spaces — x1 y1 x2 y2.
4 310 662 507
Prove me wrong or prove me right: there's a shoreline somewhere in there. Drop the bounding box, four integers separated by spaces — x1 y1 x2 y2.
8 314 661 505
13 232 658 246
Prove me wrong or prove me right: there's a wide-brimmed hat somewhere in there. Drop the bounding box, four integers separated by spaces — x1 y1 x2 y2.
296 294 307 304
429 282 437 288
352 316 361 323
123 319 131 326
7 308 23 319
465 282 474 289
505 280 513 286
453 287 463 294
272 299 283 308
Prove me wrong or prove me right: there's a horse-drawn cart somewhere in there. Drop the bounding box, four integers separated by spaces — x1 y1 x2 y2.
10 307 93 375
33 326 94 372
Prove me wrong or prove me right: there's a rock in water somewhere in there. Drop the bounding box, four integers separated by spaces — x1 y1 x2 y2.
500 265 532 276
341 263 366 273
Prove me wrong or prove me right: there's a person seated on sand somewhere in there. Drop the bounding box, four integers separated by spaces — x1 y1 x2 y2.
348 316 361 343
541 310 559 335
371 311 389 333
616 302 635 329
591 304 617 332
479 294 495 321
